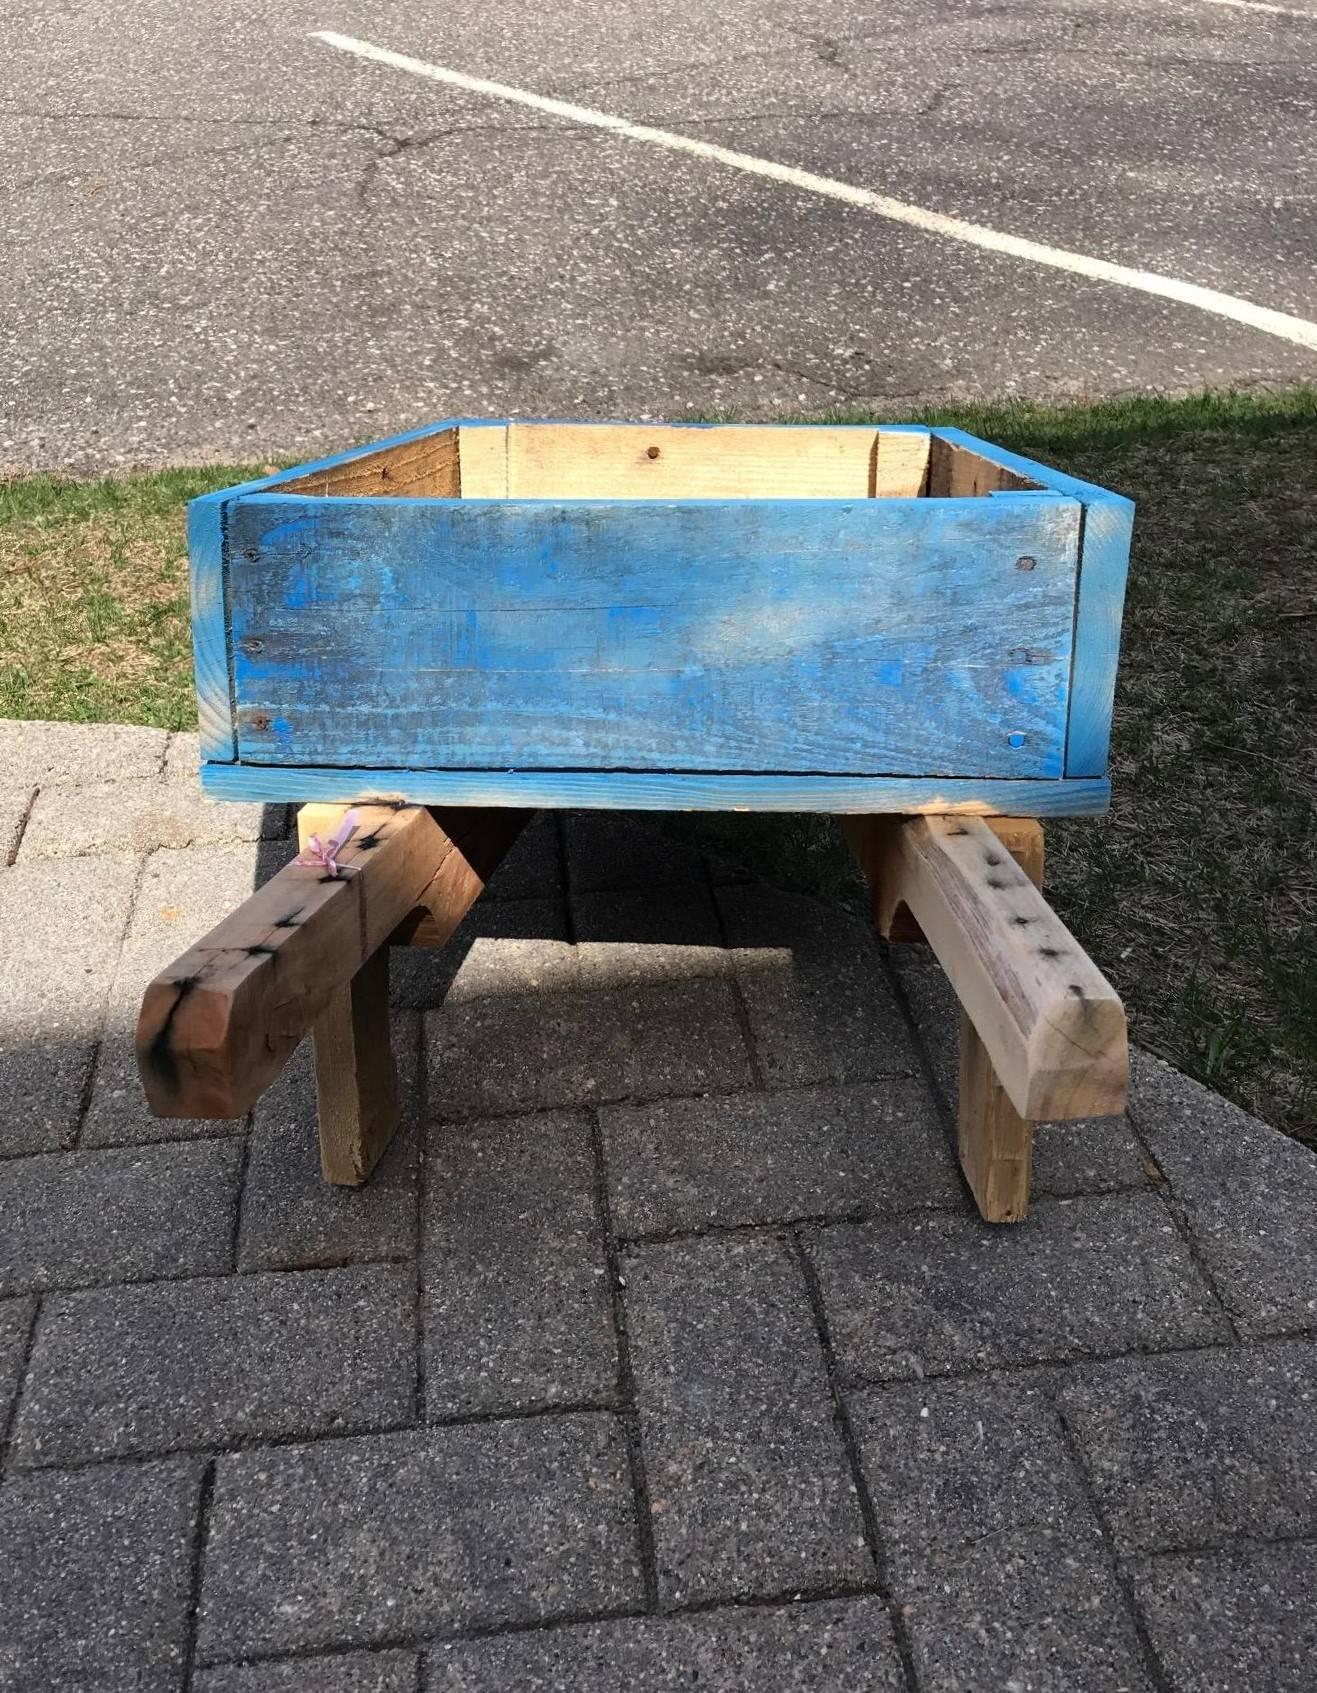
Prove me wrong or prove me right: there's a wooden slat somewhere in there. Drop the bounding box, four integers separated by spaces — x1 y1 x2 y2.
503 423 930 499
926 437 1040 497
958 1009 1034 1223
930 428 1134 779
136 804 516 1119
878 815 1126 1121
229 491 1079 778
276 427 460 496
186 493 237 763
310 947 400 1186
455 423 509 495
201 763 1112 817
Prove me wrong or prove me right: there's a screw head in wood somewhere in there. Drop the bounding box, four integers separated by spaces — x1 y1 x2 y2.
1015 555 1037 571
646 445 661 459
1008 731 1027 748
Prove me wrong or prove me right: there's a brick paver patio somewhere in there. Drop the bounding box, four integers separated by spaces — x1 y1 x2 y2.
2 719 1316 1692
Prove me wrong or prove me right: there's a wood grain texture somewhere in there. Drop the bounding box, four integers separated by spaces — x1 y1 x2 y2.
276 427 460 497
842 814 1044 943
201 763 1110 814
926 437 1040 497
186 492 236 763
931 428 1134 781
456 423 509 495
955 820 1044 1223
137 805 459 1118
227 491 1080 778
309 946 400 1186
503 422 931 498
880 815 1127 1120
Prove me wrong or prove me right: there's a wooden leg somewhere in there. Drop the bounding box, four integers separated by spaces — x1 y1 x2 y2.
956 823 1043 1223
312 946 399 1186
841 813 1127 1224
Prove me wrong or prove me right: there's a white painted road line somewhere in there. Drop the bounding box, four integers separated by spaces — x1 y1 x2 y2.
1194 0 1316 18
313 30 1317 355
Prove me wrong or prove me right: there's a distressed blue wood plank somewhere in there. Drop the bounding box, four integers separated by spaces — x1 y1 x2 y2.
931 428 1133 778
200 762 1110 815
226 492 1081 779
186 493 235 763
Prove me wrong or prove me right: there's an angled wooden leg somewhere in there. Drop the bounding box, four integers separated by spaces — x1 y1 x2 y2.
312 947 399 1186
842 813 1126 1224
955 825 1043 1223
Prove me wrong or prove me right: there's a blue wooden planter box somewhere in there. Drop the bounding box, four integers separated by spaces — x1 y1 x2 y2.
190 420 1131 815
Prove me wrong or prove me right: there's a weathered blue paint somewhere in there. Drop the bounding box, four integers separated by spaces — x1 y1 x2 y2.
200 761 1111 815
227 490 1081 779
931 429 1134 778
186 492 236 763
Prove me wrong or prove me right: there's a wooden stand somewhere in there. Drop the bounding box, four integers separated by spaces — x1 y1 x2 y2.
843 814 1127 1221
137 805 527 1184
138 806 1126 1216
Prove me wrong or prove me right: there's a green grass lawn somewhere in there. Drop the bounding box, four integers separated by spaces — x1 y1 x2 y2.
2 390 1315 1142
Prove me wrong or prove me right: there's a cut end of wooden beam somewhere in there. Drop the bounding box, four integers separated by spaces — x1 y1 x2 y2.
880 815 1128 1122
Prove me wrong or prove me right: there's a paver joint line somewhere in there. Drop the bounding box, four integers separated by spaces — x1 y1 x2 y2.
786 1230 923 1693
589 1110 661 1612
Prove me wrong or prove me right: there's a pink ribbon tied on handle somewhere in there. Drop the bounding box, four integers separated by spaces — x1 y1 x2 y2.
295 808 361 879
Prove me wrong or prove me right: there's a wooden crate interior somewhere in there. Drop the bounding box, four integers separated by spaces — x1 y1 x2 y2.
274 423 1044 501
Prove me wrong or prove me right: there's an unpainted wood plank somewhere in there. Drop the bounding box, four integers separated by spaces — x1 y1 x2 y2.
229 491 1080 778
276 427 460 496
201 764 1113 817
503 423 929 498
926 436 1040 497
879 814 1126 1120
958 1004 1034 1223
137 805 456 1119
310 946 400 1186
455 423 509 495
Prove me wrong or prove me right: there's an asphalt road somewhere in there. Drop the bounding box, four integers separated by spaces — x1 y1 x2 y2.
3 0 1315 471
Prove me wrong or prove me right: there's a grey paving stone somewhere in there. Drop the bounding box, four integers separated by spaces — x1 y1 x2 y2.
82 841 266 1147
485 812 563 900
0 853 140 1155
195 1650 419 1693
886 942 957 1104
428 1595 905 1691
15 1263 414 1464
425 1110 615 1416
1133 1542 1317 1693
850 1372 1094 1572
0 1138 240 1293
564 811 708 895
427 977 754 1121
197 1415 641 1659
1 787 33 864
0 718 168 786
1033 1112 1151 1198
850 1374 1150 1692
809 1192 1230 1383
162 729 200 782
18 776 277 861
717 886 916 1087
601 1079 960 1238
391 896 577 1010
625 1233 869 1606
1058 1340 1317 1554
573 886 729 991
1 1296 36 1438
0 1455 201 1693
1130 1050 1317 1336
238 1021 419 1272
